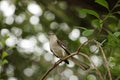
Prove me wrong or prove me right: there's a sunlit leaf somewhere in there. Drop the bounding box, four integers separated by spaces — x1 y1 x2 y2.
109 57 116 62
82 29 94 36
80 9 100 18
114 32 120 37
95 0 109 9
2 59 8 65
91 19 103 28
2 51 8 59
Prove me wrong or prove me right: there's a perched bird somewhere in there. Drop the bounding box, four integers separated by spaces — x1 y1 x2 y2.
48 32 90 70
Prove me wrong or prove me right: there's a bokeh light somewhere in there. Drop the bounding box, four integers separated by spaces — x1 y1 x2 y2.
37 33 48 43
23 67 34 77
1 28 10 37
69 29 80 41
43 42 51 53
29 15 39 25
6 64 14 77
58 1 68 10
89 45 99 54
44 11 55 21
79 36 88 44
69 75 78 80
50 22 59 30
17 38 37 54
11 27 22 37
5 16 14 25
90 55 103 67
60 23 70 32
44 52 53 62
61 69 73 78
0 0 16 17
15 14 26 24
8 77 18 80
6 36 17 47
46 77 54 80
27 2 43 16
87 74 96 80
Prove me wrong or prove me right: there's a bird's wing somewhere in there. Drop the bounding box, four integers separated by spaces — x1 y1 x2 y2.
50 48 59 58
57 40 70 55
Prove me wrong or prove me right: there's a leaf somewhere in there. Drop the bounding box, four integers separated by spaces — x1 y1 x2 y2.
114 32 120 37
2 59 8 65
82 29 94 36
109 57 116 62
80 9 100 18
91 19 103 28
116 11 120 15
2 51 8 59
114 4 120 9
107 33 120 48
95 0 109 9
114 0 120 9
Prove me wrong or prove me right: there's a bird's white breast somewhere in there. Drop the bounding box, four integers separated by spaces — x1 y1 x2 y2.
51 43 65 58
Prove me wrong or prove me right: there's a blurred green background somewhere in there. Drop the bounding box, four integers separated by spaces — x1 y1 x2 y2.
0 0 120 80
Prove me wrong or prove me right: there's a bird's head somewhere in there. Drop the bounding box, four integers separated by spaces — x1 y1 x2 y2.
48 32 57 40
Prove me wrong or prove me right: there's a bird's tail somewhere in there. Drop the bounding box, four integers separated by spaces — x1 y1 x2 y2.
69 56 90 70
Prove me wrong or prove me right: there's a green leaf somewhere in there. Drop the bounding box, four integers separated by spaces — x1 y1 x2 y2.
114 4 120 9
2 59 8 65
82 29 94 36
116 11 120 15
91 19 103 28
80 9 100 18
2 51 8 59
114 0 120 9
109 57 116 62
114 32 120 37
87 74 96 80
95 0 109 9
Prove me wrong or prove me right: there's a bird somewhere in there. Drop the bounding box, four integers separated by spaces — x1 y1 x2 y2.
48 32 90 70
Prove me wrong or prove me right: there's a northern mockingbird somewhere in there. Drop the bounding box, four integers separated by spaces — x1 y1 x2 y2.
48 32 90 70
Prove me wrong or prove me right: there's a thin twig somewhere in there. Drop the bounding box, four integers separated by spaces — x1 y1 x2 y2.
40 51 103 80
40 39 91 80
77 40 103 80
40 52 77 80
78 52 103 80
40 39 105 80
93 40 112 80
77 40 92 53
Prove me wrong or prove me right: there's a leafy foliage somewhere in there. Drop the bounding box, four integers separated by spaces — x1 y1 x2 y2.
0 0 120 80
82 29 94 36
80 9 100 19
95 0 109 9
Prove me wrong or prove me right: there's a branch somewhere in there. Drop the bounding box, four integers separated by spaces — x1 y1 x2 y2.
76 40 104 80
40 51 77 80
77 40 92 53
78 52 104 80
93 40 112 80
40 39 105 80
